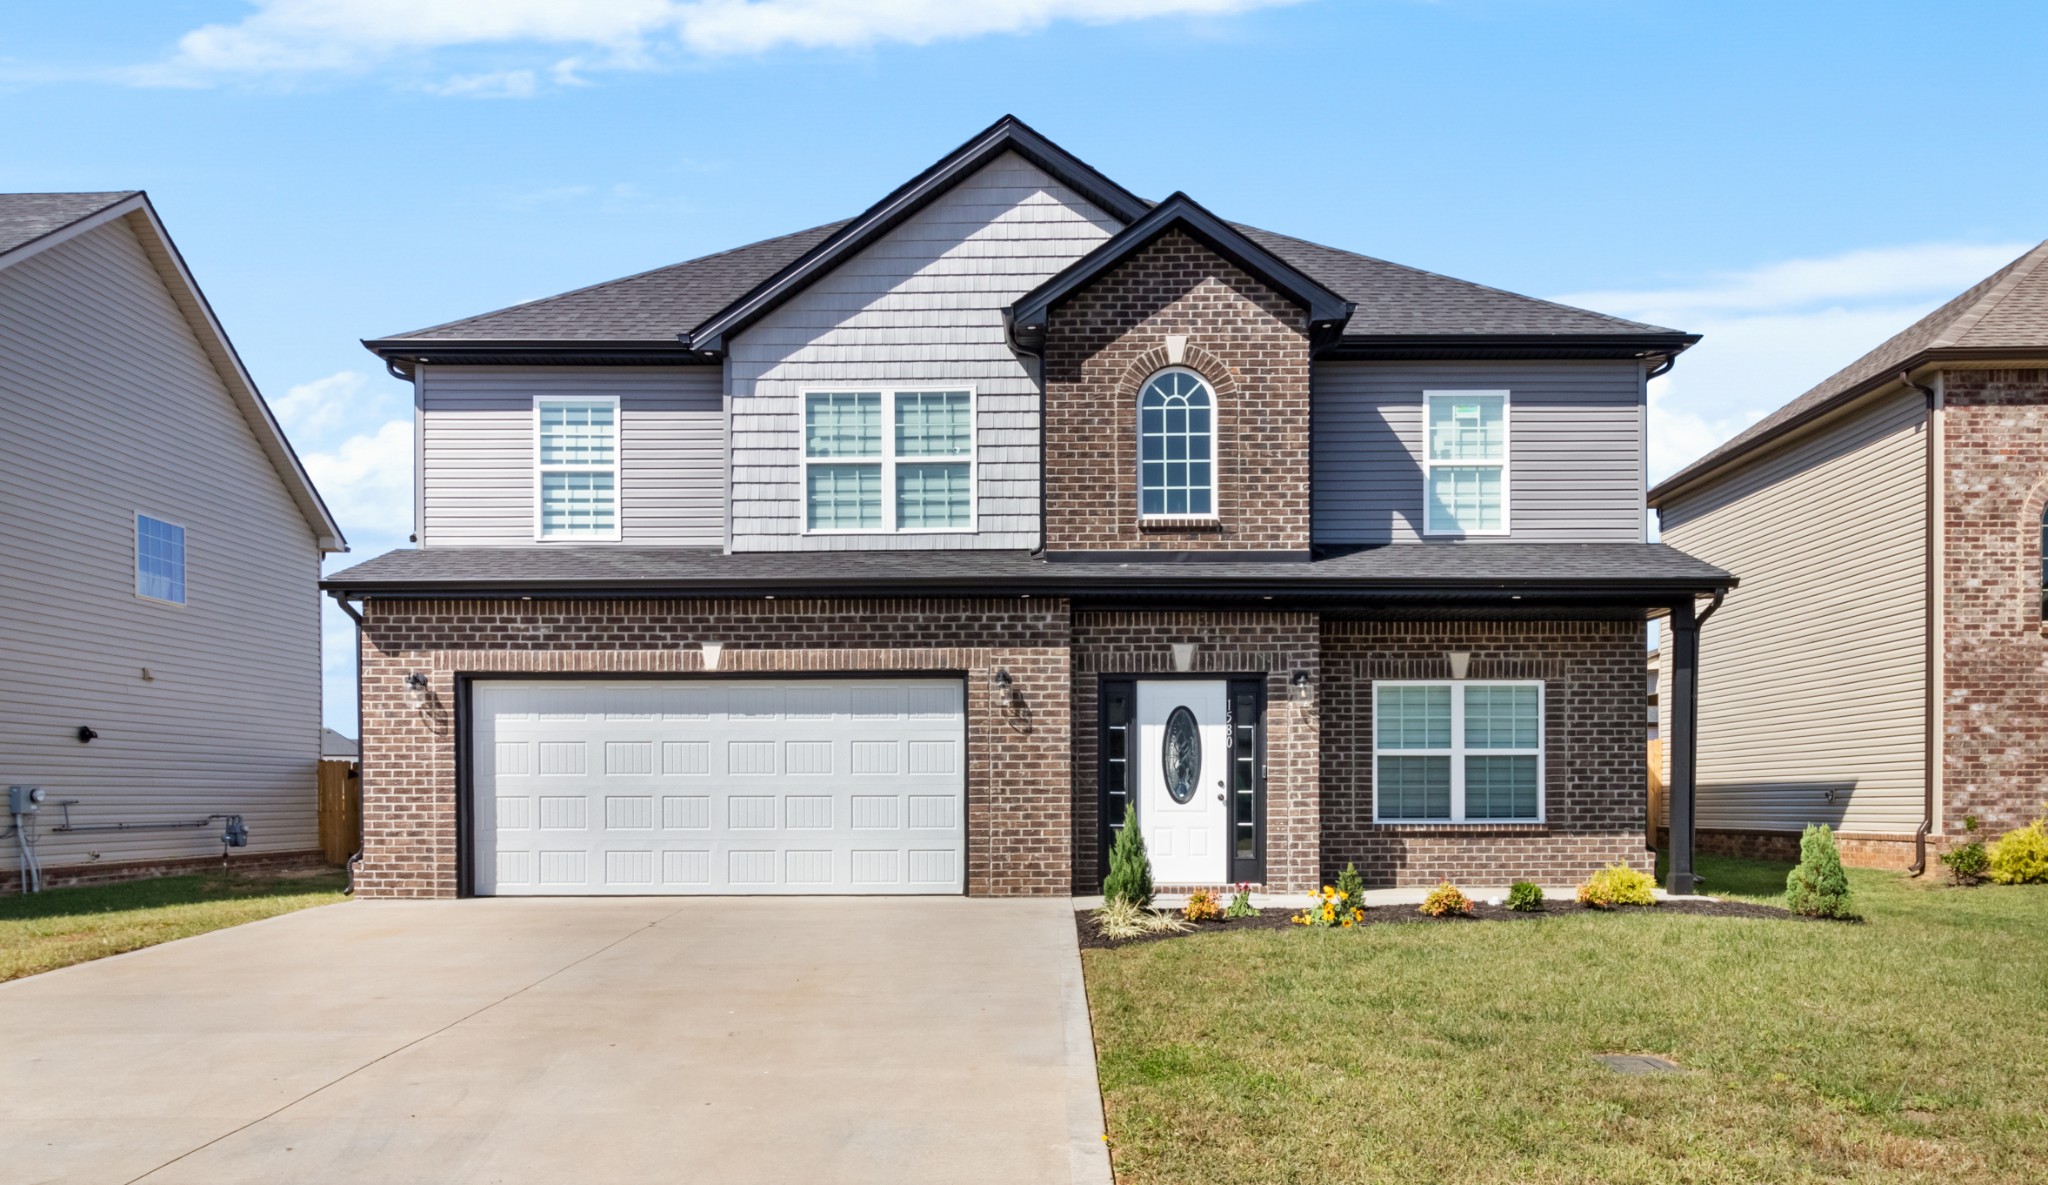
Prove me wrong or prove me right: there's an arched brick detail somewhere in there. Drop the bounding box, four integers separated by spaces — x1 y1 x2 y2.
1041 228 1311 552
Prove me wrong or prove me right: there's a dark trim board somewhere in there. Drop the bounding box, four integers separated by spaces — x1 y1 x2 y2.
453 669 973 899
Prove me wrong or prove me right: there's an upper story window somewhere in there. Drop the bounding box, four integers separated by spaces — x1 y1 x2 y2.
1374 680 1543 824
135 514 186 604
1423 390 1509 536
804 389 974 533
1138 369 1215 518
535 398 619 541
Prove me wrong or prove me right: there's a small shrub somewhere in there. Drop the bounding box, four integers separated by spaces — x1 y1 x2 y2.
1576 864 1657 909
1988 816 2048 885
1785 824 1857 918
1293 884 1366 928
1102 823 1153 907
1505 880 1545 912
1418 881 1473 918
1183 888 1224 922
1335 862 1366 906
1941 816 1989 886
1093 898 1193 940
1224 883 1259 919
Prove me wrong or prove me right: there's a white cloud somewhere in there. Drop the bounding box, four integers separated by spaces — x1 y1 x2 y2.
1555 241 2033 485
303 417 415 543
270 369 374 441
147 0 1305 88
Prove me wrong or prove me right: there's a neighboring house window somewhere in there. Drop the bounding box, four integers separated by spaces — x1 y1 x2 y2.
1423 390 1509 535
535 398 619 540
135 514 186 604
1373 681 1543 823
1138 369 1216 518
804 389 974 532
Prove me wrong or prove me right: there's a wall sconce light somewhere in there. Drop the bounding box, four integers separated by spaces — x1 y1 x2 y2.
76 725 99 744
991 668 1019 708
403 672 430 707
1289 671 1313 704
700 641 724 671
1446 651 1472 680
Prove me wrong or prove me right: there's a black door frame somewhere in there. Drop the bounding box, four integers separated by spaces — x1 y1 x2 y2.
1097 672 1268 886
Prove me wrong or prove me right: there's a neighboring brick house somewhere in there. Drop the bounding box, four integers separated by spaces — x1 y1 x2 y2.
325 117 1731 900
1650 240 2048 871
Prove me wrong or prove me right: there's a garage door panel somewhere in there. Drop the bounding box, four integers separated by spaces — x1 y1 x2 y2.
473 679 965 896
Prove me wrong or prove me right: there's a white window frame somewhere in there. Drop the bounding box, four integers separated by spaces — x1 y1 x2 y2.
133 513 187 607
532 396 622 543
800 385 978 536
1371 679 1545 824
1136 367 1220 522
1421 389 1511 537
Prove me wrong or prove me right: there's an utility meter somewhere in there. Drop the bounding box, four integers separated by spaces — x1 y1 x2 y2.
8 786 46 815
221 816 249 848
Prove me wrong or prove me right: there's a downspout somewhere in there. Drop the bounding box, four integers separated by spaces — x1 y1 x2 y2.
328 591 367 894
1901 369 1939 876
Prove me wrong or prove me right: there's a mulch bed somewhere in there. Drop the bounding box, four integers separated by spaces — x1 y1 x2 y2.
1075 896 1809 950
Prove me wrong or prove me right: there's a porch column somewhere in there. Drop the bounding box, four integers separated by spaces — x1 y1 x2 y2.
1665 597 1700 895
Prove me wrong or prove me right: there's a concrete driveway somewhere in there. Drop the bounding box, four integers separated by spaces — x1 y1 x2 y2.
0 898 1110 1185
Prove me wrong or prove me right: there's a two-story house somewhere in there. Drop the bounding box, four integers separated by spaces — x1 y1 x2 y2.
325 118 1732 900
2 191 345 890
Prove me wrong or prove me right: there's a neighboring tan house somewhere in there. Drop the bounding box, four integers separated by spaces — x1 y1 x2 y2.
1650 240 2048 871
324 117 1732 900
0 192 346 889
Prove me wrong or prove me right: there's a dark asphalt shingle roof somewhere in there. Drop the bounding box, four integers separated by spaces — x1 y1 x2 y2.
377 221 849 343
372 217 1678 346
0 192 139 260
1652 239 2048 501
324 544 1730 595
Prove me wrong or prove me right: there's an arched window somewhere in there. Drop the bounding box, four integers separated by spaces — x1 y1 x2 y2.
1138 369 1215 517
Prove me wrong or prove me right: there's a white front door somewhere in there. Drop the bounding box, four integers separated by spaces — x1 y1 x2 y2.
1136 680 1229 885
472 678 965 895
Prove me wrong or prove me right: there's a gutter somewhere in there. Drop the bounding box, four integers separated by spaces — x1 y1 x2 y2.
327 591 368 894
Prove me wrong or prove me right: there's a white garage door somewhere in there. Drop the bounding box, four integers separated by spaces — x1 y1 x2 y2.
472 679 965 896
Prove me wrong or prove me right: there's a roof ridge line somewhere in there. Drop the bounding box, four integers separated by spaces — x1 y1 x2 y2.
1934 238 2048 348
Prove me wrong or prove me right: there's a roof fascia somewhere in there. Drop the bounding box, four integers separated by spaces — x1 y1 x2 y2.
1322 332 1700 363
1008 193 1356 355
682 116 1151 354
118 197 347 551
364 341 715 372
1648 344 2048 506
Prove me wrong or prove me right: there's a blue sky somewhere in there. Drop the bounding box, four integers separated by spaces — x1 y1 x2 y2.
5 0 2045 730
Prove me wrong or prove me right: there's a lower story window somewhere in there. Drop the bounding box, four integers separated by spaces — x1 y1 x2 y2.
1373 680 1542 823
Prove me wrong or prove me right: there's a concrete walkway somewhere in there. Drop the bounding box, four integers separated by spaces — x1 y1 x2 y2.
0 898 1110 1185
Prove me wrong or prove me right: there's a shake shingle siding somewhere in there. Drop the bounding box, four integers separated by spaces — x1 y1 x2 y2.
726 152 1119 552
419 366 724 546
1311 360 1647 545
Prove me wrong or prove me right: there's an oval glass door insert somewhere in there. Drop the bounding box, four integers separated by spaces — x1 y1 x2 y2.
1162 706 1201 804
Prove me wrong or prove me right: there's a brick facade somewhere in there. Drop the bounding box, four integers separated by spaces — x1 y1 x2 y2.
1068 611 1321 893
1320 619 1652 887
1041 229 1312 553
356 598 1072 899
1941 368 2048 837
356 598 1658 898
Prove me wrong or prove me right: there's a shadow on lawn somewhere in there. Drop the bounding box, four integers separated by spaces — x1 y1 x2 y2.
0 869 346 924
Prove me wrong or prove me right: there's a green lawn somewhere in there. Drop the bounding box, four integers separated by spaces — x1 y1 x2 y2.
1082 855 2048 1184
0 868 347 983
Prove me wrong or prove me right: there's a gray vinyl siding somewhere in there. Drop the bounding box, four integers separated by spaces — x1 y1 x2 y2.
1657 388 1928 834
727 151 1120 551
418 366 724 546
0 217 323 870
1311 360 1648 544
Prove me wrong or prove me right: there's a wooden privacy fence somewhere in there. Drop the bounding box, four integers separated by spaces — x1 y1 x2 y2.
317 758 361 865
1646 738 1665 848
